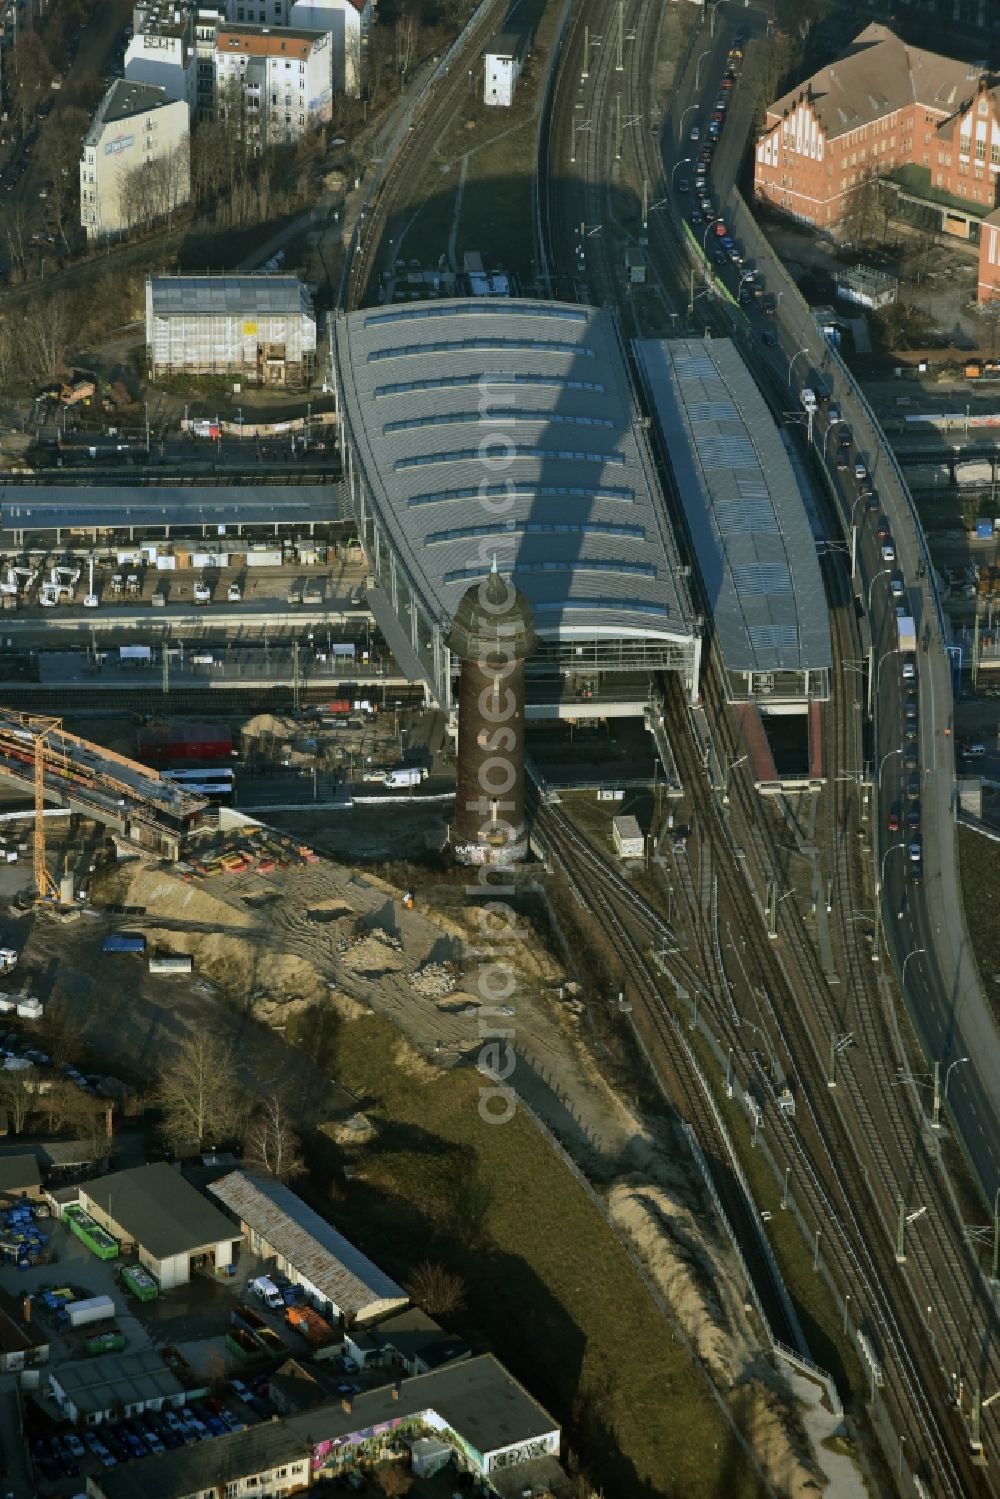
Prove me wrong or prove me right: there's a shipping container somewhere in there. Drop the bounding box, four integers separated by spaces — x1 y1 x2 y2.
245 549 284 568
63 1208 119 1260
121 1263 158 1301
67 1294 115 1328
148 954 193 975
84 1331 126 1355
102 932 147 954
285 1304 333 1345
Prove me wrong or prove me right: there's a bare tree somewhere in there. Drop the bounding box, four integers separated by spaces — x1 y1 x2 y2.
154 1032 241 1148
405 1260 465 1317
16 291 73 382
36 106 90 244
0 1066 39 1133
244 1093 304 1180
9 34 52 137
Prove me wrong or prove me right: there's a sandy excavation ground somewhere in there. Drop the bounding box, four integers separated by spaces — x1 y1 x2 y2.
13 844 853 1495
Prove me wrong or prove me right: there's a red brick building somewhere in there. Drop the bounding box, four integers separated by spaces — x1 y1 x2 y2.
753 24 1000 302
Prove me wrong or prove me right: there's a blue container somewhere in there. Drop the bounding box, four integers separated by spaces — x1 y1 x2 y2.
103 932 147 954
977 521 994 541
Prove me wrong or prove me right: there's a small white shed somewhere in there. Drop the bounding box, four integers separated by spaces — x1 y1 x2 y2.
612 815 644 860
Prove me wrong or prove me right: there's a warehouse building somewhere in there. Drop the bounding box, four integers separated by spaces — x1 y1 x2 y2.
87 1354 563 1497
209 1169 408 1324
78 1163 241 1291
146 274 317 387
49 1348 184 1425
79 80 190 244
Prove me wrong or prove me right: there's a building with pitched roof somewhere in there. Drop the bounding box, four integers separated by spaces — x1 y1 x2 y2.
753 24 1000 284
209 1169 408 1323
78 1162 241 1290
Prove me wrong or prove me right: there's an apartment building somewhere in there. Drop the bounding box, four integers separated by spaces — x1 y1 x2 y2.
124 0 196 106
79 79 190 243
215 23 332 143
754 25 985 230
288 0 364 95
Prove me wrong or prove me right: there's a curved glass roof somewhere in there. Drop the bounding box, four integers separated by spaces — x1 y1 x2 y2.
334 300 696 644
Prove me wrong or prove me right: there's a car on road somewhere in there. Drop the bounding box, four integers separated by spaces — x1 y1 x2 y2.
902 659 915 681
876 516 890 540
739 286 754 305
64 1434 84 1458
677 179 689 192
890 575 904 599
887 809 900 832
903 747 918 771
690 211 702 226
907 804 921 831
761 329 777 346
714 250 728 266
881 542 895 563
689 124 700 141
854 461 868 481
904 720 917 742
908 837 922 862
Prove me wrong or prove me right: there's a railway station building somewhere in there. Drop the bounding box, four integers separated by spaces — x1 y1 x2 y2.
331 299 702 724
635 338 832 789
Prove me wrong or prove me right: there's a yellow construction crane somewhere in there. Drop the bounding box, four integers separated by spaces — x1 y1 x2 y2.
31 716 62 901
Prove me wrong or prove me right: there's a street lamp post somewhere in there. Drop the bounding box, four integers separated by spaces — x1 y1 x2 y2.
870 646 901 717
878 746 901 790
710 0 729 38
932 1055 969 1130
867 569 889 614
901 946 926 985
788 347 810 389
671 157 692 189
695 48 711 89
880 841 904 887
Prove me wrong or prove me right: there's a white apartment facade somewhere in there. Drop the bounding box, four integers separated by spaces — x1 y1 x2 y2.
215 24 332 143
288 0 362 96
79 80 190 243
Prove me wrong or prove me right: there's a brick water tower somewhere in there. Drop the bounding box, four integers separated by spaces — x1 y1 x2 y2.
448 567 537 865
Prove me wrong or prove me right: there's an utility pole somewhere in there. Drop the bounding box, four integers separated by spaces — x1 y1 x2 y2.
616 0 624 71
161 643 169 696
615 93 622 160
992 1189 999 1283
828 1032 854 1089
932 1060 942 1131
896 1197 907 1264
581 24 589 79
642 178 649 232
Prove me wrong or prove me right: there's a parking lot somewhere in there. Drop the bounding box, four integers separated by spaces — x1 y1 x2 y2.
11 1208 414 1494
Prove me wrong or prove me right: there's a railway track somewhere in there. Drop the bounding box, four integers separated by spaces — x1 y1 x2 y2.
536 3 998 1489
343 0 509 311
